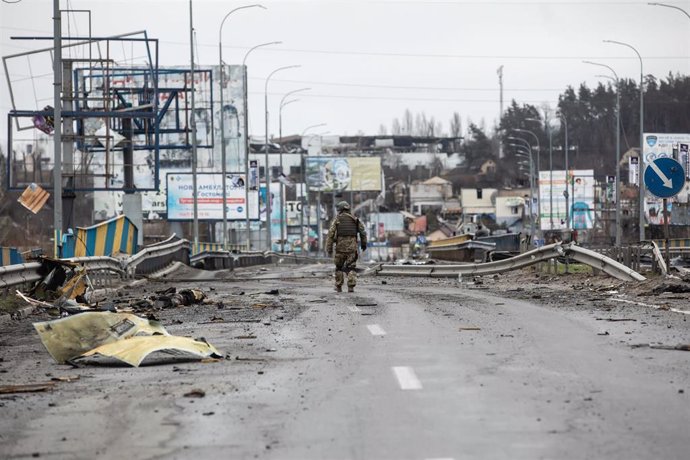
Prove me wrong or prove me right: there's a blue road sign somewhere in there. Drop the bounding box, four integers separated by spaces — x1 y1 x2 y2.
644 157 686 198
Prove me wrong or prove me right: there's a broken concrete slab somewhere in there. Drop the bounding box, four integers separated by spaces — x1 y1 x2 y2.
77 336 222 367
33 312 169 363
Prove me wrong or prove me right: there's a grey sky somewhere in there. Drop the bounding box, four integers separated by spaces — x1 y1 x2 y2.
1 0 688 144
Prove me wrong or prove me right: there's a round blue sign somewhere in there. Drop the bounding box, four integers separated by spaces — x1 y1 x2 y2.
644 157 686 199
237 206 243 213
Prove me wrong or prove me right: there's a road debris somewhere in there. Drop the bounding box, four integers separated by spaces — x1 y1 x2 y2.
76 336 222 367
33 311 222 367
34 312 169 363
630 343 690 351
595 318 637 322
183 389 206 398
0 383 56 394
459 326 481 331
355 303 377 307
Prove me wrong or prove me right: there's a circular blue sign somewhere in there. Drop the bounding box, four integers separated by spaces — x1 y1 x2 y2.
644 157 686 199
237 206 243 213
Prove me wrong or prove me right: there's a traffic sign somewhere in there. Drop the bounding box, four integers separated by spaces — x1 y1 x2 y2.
643 157 686 198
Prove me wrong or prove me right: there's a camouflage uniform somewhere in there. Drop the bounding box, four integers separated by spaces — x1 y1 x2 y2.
326 205 367 292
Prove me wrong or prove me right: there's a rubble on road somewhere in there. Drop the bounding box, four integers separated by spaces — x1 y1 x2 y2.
77 335 221 367
34 312 169 363
33 311 222 367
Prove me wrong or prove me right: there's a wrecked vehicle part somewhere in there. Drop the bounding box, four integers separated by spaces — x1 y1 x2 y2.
33 312 169 364
76 336 222 367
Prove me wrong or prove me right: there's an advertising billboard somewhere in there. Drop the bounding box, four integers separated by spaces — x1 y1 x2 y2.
305 157 382 192
538 169 594 230
166 173 259 221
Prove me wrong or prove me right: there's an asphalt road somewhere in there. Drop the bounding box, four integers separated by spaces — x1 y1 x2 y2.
1 263 689 460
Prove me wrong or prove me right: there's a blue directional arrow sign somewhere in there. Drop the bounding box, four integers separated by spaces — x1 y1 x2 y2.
644 157 686 198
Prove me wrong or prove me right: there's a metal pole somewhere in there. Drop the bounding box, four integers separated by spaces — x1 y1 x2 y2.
512 128 541 235
264 65 300 250
559 115 569 230
604 40 644 241
584 61 622 246
52 0 63 256
648 2 690 20
299 123 326 254
243 65 250 250
508 139 535 241
189 0 199 250
548 125 553 231
218 5 266 250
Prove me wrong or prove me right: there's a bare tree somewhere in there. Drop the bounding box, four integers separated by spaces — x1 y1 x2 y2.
391 118 402 135
378 124 388 135
449 112 462 137
402 109 413 135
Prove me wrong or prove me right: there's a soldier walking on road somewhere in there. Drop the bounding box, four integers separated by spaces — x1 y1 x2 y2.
326 201 367 293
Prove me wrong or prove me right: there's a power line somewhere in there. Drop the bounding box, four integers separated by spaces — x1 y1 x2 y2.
249 76 564 92
160 40 689 60
251 91 555 104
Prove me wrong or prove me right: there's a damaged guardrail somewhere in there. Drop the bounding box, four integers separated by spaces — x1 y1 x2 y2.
377 242 646 282
0 262 43 289
125 238 191 277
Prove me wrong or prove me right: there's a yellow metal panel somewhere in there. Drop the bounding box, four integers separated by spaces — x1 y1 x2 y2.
113 217 125 254
94 224 108 256
126 223 135 254
75 229 88 257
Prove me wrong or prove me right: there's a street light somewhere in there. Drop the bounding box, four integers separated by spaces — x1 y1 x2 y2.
584 60 622 246
507 137 536 240
218 4 266 249
277 87 310 253
264 65 301 250
649 2 690 19
512 128 542 235
556 112 570 231
604 39 644 241
241 40 281 250
525 117 558 232
299 123 327 254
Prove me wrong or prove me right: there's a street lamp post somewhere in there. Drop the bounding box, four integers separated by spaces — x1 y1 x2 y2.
188 0 200 251
264 65 300 250
557 113 570 231
526 117 555 232
649 2 690 19
604 39 644 241
584 60 622 246
277 87 310 253
218 4 265 249
299 123 327 254
507 137 536 240
241 41 281 250
512 128 542 235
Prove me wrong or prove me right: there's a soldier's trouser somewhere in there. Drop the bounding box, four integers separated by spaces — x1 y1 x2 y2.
334 251 358 288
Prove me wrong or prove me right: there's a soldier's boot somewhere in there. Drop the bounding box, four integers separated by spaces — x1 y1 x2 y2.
347 271 357 293
335 270 344 292
335 285 342 292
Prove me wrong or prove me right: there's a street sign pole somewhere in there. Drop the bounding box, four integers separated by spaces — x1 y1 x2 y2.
663 197 670 268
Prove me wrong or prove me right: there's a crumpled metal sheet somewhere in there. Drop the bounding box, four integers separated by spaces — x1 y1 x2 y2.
77 336 222 367
33 312 169 363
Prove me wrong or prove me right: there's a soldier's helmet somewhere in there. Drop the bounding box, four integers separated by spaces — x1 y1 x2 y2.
336 201 351 212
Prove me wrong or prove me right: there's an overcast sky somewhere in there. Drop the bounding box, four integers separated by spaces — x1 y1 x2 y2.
1 0 689 144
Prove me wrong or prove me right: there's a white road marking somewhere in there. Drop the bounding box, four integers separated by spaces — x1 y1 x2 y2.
392 366 423 390
425 458 455 460
366 324 386 336
348 305 361 313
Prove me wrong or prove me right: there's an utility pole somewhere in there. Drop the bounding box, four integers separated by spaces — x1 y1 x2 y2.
52 0 63 257
189 0 199 250
497 65 504 159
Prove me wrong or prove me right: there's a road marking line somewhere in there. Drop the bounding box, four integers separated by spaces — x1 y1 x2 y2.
366 324 386 336
425 458 455 460
392 366 422 390
348 305 361 313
